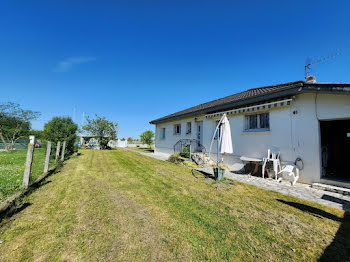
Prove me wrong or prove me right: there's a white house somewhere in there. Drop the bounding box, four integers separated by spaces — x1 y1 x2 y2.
150 78 350 186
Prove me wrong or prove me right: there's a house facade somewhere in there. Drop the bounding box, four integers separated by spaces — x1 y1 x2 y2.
150 79 350 185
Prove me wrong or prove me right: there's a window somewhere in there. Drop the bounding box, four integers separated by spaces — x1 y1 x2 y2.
259 113 270 129
174 124 181 135
160 128 166 139
245 113 270 131
186 122 192 134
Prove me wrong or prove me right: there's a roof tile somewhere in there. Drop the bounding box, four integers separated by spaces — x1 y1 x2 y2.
150 80 305 124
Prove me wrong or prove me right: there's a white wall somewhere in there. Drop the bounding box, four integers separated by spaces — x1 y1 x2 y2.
291 93 350 183
154 116 201 156
154 93 350 184
202 107 294 160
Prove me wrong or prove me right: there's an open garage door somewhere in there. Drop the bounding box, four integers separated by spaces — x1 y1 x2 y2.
320 119 350 181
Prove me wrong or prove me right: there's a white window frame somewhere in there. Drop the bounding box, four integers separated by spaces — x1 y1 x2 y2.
173 124 181 135
245 112 270 132
186 122 192 134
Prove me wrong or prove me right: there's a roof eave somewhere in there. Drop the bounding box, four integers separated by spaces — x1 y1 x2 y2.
303 83 350 94
150 86 303 124
150 83 350 125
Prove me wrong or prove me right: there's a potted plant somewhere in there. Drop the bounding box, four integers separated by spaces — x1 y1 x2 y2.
212 163 226 181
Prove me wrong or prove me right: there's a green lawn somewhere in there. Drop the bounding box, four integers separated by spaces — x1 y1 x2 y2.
128 146 154 153
0 148 54 201
0 149 349 261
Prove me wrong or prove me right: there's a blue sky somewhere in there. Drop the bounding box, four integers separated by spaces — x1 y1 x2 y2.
1 1 350 138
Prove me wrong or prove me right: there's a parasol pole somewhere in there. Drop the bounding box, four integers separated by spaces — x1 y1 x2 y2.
217 130 219 168
208 113 226 164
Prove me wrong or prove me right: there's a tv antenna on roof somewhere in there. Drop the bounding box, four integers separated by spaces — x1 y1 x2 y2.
304 53 339 80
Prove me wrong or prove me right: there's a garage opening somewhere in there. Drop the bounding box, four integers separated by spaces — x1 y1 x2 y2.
320 119 350 181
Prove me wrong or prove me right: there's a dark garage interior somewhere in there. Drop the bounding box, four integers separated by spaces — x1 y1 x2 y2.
320 119 350 181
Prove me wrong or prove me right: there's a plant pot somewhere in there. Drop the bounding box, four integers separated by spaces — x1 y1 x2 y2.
213 168 225 181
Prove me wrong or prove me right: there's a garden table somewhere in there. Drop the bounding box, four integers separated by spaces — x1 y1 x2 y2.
240 156 262 176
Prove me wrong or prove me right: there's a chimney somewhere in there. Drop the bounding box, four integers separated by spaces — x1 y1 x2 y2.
306 75 317 83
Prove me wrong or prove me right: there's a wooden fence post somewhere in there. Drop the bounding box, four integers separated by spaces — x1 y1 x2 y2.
44 141 51 173
61 141 66 161
23 136 35 188
55 141 61 162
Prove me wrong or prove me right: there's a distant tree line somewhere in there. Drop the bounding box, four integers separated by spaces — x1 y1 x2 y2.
0 102 40 151
0 102 78 155
0 102 121 153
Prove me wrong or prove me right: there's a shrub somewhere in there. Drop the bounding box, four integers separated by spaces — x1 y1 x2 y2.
43 117 78 156
180 145 190 159
168 153 182 164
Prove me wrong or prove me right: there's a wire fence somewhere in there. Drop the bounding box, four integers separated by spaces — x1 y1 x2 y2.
0 137 66 202
0 139 29 150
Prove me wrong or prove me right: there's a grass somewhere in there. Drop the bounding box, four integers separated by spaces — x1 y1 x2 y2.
0 148 55 201
0 149 349 261
128 146 154 153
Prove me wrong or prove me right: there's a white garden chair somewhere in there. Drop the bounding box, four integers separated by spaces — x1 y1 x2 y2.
262 148 281 179
277 165 299 186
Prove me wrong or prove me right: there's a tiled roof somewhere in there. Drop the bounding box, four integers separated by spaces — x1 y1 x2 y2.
150 80 304 124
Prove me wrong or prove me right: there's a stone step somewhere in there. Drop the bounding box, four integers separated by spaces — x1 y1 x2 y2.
191 153 207 166
311 183 350 196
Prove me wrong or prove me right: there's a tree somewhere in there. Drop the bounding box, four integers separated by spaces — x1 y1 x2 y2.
0 102 40 151
82 115 118 149
43 117 78 155
30 130 45 140
140 130 154 148
127 137 133 143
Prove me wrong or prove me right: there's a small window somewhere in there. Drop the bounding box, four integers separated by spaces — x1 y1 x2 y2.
186 122 192 134
160 128 166 139
245 113 270 131
174 124 181 135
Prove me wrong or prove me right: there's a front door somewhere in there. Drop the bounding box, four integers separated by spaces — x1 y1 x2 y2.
197 121 203 147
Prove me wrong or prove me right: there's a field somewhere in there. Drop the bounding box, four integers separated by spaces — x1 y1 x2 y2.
0 148 54 201
0 149 349 261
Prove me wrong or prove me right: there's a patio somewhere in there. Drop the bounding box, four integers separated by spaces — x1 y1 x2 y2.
195 167 350 212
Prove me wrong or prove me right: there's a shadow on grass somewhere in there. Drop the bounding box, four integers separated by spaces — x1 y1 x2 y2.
138 147 154 153
319 211 350 261
276 199 342 222
0 202 32 224
29 180 52 190
194 170 214 179
0 169 58 223
277 199 350 261
4 202 31 219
